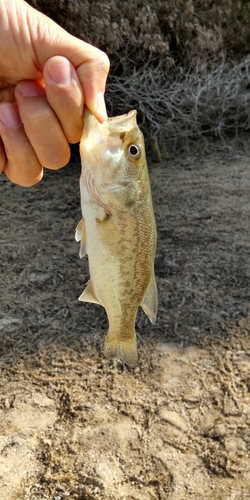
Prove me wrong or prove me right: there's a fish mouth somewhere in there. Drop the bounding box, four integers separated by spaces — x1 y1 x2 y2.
84 108 137 134
107 110 137 127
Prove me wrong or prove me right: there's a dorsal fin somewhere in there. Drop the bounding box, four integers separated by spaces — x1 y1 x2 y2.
140 273 158 324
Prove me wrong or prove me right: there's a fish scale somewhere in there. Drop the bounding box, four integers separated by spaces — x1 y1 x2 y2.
76 108 158 365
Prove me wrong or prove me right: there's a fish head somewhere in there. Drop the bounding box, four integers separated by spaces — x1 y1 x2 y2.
80 109 148 211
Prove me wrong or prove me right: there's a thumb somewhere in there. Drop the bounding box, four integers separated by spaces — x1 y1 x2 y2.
26 1 110 121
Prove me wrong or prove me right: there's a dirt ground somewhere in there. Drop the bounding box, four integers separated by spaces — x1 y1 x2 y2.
0 143 250 500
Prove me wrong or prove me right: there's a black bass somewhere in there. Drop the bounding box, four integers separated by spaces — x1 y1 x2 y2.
76 109 157 365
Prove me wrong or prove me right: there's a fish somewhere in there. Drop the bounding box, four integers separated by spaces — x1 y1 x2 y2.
75 108 157 366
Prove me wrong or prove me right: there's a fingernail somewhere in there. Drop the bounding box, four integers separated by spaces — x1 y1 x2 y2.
47 57 72 84
0 104 22 128
17 81 45 97
97 92 107 120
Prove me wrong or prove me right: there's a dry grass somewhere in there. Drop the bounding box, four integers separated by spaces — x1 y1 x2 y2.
28 0 250 69
106 55 250 152
26 0 250 150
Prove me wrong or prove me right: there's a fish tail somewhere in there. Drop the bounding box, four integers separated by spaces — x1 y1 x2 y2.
104 334 138 366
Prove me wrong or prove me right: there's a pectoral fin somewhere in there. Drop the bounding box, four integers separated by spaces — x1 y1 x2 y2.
103 185 137 212
75 218 87 258
140 273 158 324
78 279 101 305
75 219 83 242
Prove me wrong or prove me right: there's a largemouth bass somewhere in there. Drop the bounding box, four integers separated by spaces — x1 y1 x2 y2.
75 109 157 365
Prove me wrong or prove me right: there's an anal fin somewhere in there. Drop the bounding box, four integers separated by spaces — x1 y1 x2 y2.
78 279 101 305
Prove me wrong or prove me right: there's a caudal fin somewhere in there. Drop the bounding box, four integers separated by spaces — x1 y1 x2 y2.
104 335 138 366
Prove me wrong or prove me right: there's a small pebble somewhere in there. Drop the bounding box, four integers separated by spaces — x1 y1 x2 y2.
56 485 65 492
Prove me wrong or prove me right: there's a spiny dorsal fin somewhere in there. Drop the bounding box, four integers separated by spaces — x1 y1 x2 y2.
140 273 158 324
78 280 101 305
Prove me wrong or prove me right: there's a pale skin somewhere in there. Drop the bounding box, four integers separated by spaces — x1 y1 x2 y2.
0 0 110 186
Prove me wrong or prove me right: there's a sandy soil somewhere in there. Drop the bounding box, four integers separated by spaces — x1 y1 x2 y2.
0 145 250 500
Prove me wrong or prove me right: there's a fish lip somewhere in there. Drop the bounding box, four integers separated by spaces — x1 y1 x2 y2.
84 108 137 131
107 110 137 125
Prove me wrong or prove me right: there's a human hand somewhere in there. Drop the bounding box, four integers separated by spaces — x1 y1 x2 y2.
0 0 109 186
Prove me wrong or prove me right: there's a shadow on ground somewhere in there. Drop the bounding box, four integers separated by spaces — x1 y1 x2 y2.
0 147 250 499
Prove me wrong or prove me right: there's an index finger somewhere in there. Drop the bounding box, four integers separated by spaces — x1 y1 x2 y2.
76 56 109 122
26 2 110 121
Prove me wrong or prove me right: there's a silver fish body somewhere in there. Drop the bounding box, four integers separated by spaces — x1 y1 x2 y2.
76 109 157 365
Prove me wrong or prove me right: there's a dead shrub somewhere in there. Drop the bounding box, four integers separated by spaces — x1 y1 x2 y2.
27 0 250 69
106 55 250 152
26 0 250 148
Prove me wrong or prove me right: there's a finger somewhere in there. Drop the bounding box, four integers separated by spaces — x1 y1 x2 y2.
76 57 109 122
43 56 84 144
0 103 43 186
26 4 110 121
0 137 6 174
15 80 71 170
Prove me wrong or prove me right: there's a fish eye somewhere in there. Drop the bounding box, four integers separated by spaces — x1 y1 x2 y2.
128 143 141 160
